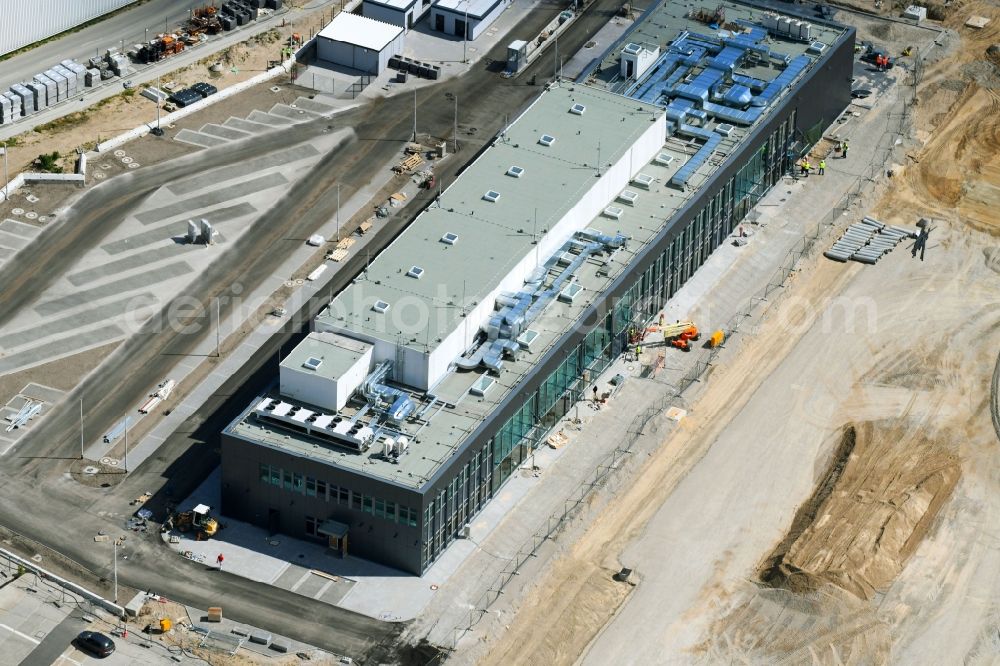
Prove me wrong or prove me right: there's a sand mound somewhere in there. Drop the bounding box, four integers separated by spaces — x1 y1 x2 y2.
759 421 960 600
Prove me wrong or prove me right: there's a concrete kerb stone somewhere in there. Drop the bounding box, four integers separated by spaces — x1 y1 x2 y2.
0 173 26 202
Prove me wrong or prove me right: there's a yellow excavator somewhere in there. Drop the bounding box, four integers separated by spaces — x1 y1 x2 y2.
173 504 219 540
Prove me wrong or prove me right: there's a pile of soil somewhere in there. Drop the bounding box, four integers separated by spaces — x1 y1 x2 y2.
759 421 960 600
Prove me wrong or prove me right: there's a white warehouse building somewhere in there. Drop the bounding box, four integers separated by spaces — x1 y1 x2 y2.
429 0 512 40
315 12 405 74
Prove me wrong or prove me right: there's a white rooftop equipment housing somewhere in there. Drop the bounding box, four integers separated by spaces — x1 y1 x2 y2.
279 332 374 412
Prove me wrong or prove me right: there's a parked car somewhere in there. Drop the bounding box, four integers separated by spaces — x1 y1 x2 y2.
75 631 115 658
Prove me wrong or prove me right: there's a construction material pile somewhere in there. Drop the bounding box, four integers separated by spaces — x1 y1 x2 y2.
824 217 917 264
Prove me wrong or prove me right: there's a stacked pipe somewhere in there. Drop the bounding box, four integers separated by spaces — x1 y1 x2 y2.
824 217 918 264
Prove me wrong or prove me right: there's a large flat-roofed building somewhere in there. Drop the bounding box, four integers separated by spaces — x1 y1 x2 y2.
223 0 854 575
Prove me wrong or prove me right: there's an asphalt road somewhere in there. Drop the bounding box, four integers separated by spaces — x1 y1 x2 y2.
0 0 628 660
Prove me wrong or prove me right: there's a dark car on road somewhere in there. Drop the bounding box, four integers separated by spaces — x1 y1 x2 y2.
75 631 115 658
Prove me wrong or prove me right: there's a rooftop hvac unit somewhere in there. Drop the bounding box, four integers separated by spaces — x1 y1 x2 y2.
654 152 674 166
603 206 624 219
714 123 735 137
383 437 395 457
187 219 199 243
395 436 409 455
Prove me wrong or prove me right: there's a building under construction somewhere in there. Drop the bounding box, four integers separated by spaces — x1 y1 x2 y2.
221 0 854 575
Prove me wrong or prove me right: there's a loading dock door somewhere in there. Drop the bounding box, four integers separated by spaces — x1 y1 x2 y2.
318 519 350 558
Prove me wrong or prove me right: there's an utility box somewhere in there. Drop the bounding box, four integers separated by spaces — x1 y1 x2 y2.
507 40 527 74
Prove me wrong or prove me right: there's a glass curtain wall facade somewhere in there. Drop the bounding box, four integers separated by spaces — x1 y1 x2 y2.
419 111 796 570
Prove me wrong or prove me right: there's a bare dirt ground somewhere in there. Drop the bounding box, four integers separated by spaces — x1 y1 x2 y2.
475 7 1000 666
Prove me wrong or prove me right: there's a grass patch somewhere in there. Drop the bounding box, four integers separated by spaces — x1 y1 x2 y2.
35 151 63 173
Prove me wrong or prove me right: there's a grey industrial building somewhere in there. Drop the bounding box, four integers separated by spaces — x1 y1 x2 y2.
222 0 855 575
315 12 405 74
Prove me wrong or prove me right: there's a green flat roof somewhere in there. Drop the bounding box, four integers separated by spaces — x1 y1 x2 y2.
316 84 663 352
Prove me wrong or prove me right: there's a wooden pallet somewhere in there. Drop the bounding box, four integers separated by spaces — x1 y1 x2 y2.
393 153 423 173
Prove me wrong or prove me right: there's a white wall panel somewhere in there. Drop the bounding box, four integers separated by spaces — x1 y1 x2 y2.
1 0 138 57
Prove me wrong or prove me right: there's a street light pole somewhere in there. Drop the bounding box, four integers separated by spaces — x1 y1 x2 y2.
1 146 8 201
412 89 417 141
112 540 118 603
463 1 470 63
215 297 221 358
80 398 84 460
123 414 128 473
453 95 459 153
336 183 341 240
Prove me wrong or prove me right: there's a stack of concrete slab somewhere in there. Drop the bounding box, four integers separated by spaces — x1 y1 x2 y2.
108 54 130 76
1 93 22 123
9 84 34 115
0 95 13 124
25 81 47 110
33 74 57 106
54 65 79 97
45 68 68 101
62 60 88 89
